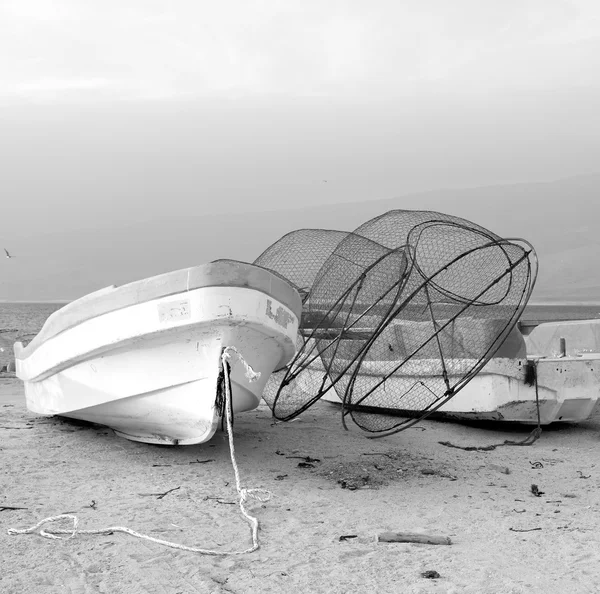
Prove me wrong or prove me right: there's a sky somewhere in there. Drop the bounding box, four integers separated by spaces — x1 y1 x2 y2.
2 0 599 101
1 0 600 299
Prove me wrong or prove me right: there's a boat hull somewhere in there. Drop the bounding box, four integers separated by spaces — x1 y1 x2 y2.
524 319 600 357
16 269 300 445
312 356 600 425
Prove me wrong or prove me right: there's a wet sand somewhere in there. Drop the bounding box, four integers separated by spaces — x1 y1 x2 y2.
2 376 600 594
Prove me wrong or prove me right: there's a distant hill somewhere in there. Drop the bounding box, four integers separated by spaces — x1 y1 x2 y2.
1 173 599 302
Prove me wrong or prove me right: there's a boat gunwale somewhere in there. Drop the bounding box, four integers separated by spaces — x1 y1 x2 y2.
15 260 302 360
15 289 300 384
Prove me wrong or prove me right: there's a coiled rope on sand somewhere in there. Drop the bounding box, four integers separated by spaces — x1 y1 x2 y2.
8 346 270 555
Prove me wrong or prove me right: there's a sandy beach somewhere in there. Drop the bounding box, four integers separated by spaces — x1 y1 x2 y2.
2 375 599 594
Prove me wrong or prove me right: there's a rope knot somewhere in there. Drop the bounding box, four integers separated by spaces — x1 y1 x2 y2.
222 346 261 382
8 514 79 540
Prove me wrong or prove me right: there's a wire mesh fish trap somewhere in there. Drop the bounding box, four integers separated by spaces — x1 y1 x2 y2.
254 229 349 303
256 210 537 436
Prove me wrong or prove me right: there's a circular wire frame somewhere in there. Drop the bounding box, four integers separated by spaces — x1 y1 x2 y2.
267 245 411 421
341 223 538 436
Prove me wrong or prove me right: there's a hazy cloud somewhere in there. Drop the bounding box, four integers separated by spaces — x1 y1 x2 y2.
2 0 599 102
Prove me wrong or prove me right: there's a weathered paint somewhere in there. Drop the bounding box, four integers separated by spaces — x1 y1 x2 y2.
265 299 296 329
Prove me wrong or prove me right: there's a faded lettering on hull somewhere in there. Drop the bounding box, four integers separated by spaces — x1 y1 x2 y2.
158 299 191 323
266 299 295 329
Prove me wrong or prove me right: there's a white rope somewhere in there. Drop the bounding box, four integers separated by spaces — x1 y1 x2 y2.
8 347 270 555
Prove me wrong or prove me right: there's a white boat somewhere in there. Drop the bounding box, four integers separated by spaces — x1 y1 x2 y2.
314 321 600 425
14 260 301 445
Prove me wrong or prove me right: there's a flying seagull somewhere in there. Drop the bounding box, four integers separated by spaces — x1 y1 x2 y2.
4 248 12 259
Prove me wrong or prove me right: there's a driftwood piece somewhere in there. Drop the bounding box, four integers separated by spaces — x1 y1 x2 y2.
139 487 181 499
378 531 452 545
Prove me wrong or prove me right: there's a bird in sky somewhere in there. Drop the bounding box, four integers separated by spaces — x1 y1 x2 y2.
4 248 12 259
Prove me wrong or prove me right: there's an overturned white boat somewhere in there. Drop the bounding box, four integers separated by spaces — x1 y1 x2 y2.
317 320 600 425
15 260 301 445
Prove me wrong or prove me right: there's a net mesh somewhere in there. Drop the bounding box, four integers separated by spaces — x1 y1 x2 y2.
254 229 349 303
256 209 537 436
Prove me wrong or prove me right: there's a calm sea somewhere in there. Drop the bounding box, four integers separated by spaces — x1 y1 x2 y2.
0 302 64 367
1 301 600 368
